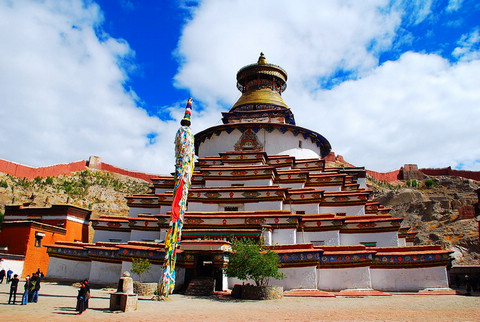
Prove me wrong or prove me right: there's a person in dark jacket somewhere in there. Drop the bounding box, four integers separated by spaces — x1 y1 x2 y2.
8 274 19 304
0 269 5 283
30 272 41 302
76 280 88 314
22 275 31 305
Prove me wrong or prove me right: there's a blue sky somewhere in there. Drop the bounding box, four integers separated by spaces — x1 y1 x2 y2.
0 0 479 175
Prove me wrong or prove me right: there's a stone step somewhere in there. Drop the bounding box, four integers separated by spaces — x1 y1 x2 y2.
184 278 216 296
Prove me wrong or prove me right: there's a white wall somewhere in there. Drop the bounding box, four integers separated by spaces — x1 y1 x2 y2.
47 257 91 281
205 179 273 187
357 177 367 189
271 266 317 290
93 230 131 243
262 230 272 245
129 207 155 217
245 201 283 211
297 230 340 245
197 128 322 160
272 229 296 244
0 258 24 278
317 266 372 291
121 261 164 283
130 230 161 243
319 205 365 216
398 237 407 247
371 266 449 291
340 231 399 247
286 203 319 214
89 260 122 284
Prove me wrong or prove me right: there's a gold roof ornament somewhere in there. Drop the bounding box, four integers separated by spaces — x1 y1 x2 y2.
231 53 289 111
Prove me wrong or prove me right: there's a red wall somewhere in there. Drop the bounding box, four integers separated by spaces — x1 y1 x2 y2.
0 159 87 179
366 169 402 182
420 167 480 181
0 158 155 182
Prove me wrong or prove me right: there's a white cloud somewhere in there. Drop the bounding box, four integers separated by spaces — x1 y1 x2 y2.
0 0 184 175
175 0 480 171
453 28 480 62
1 0 479 176
446 0 464 12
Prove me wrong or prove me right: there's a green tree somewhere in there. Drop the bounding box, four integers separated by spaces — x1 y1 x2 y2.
225 238 284 286
131 258 151 282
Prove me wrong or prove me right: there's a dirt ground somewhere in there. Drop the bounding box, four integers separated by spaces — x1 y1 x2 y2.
1 282 479 321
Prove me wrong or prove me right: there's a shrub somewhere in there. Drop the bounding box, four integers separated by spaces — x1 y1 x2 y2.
424 179 437 188
225 238 284 287
131 258 151 282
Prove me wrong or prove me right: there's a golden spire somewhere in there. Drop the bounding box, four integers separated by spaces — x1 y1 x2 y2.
258 52 267 65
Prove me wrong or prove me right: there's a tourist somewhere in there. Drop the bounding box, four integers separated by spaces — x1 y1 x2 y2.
83 279 91 309
22 275 31 305
76 280 88 314
31 272 41 302
8 274 19 304
6 268 13 283
0 269 5 283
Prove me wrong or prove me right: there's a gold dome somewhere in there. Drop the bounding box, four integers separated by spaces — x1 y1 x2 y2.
231 53 289 111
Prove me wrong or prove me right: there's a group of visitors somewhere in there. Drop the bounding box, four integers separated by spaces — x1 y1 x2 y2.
4 269 42 305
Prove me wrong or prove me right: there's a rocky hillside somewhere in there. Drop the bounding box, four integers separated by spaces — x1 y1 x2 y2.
0 169 151 219
369 176 480 265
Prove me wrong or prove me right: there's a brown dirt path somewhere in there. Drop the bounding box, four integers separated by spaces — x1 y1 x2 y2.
1 282 479 321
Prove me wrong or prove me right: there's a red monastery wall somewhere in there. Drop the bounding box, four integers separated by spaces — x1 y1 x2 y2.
420 167 480 181
0 156 155 182
366 169 402 182
0 159 87 179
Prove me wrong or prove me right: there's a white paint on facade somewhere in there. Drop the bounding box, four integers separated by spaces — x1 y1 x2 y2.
46 257 91 281
297 230 340 245
286 203 319 214
317 266 372 291
197 129 322 160
272 229 296 244
89 260 122 284
340 231 399 247
371 266 449 291
319 205 365 216
130 230 160 243
0 258 24 277
121 261 164 283
205 179 273 187
93 230 131 243
272 266 317 290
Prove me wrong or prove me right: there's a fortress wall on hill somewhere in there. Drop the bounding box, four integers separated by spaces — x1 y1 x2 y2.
96 162 154 182
420 167 480 181
366 169 402 182
0 157 155 182
0 159 87 179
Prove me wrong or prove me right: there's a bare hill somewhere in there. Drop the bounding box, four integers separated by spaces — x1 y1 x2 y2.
369 176 480 264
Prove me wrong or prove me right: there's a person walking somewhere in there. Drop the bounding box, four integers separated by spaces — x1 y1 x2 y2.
8 274 19 304
6 269 13 283
0 269 5 283
22 275 31 305
76 280 88 314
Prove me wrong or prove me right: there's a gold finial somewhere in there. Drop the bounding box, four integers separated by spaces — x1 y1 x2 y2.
258 52 267 65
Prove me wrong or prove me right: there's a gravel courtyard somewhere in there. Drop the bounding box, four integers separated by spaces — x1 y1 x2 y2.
1 282 479 321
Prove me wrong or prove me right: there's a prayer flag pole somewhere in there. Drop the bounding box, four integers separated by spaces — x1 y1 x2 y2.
159 98 195 298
